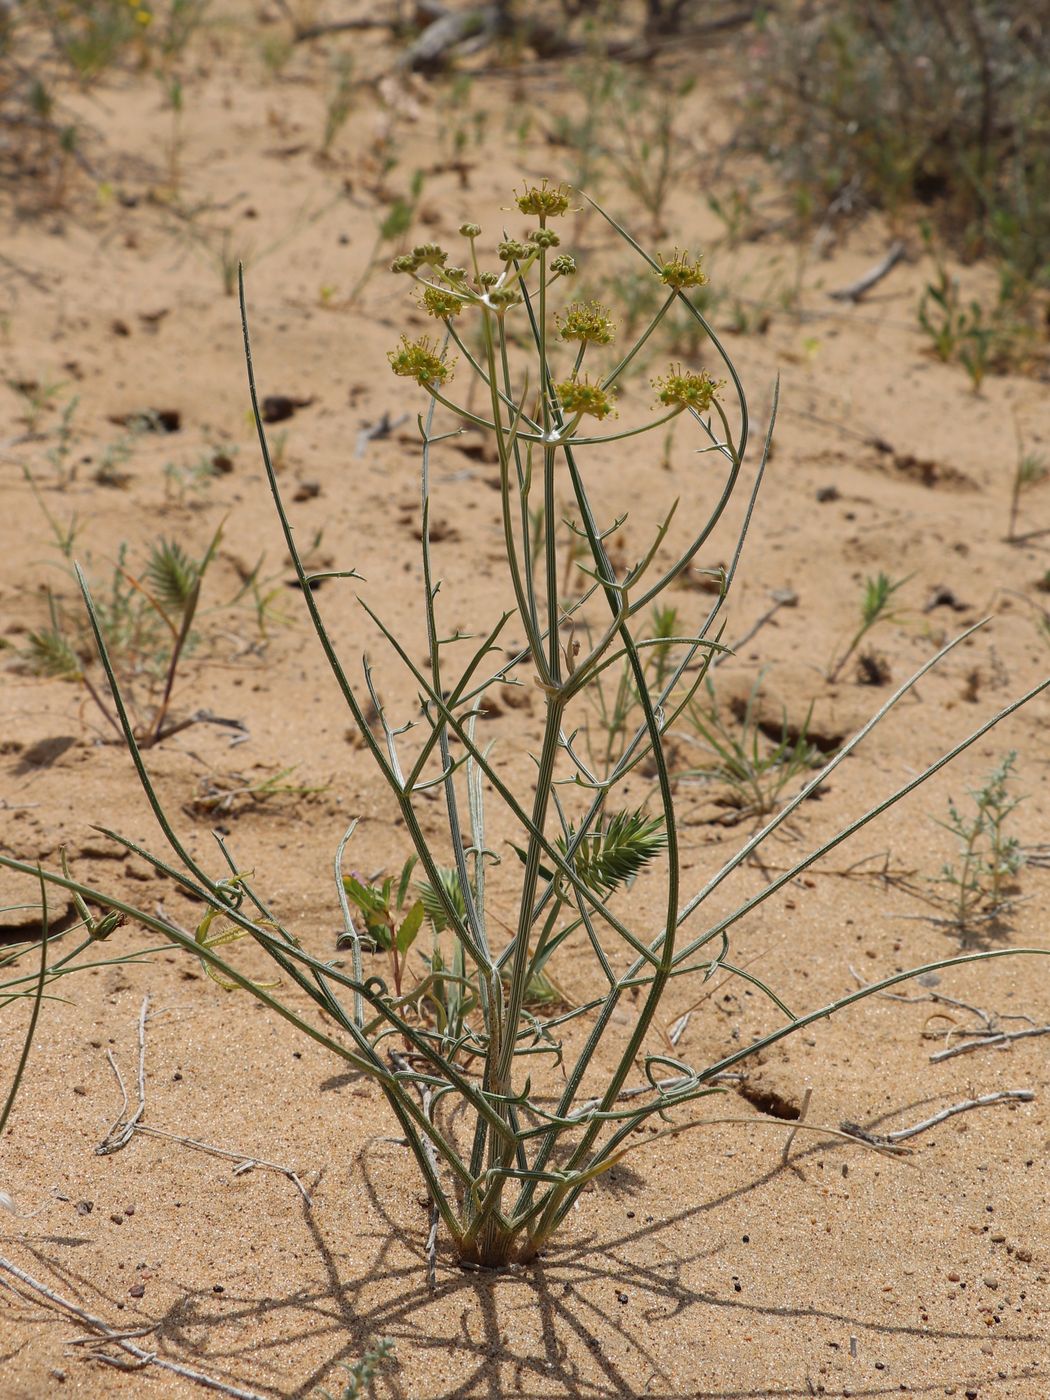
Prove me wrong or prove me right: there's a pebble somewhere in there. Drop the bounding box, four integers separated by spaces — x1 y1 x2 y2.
129 1283 145 1298
983 1277 998 1289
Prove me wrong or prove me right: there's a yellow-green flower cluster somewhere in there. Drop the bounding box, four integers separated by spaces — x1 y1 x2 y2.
421 286 464 320
388 335 453 387
558 302 615 346
515 179 571 220
555 376 617 421
653 366 721 412
655 249 707 290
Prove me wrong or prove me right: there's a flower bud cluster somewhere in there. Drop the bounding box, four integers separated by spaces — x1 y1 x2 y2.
497 239 530 263
528 228 561 249
515 179 571 220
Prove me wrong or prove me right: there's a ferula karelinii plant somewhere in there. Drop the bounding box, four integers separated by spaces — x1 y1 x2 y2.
4 184 1048 1272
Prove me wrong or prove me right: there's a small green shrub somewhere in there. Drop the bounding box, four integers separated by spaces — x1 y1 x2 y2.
935 752 1026 935
24 529 222 747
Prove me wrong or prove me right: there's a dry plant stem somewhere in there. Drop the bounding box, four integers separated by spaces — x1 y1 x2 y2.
0 1257 267 1400
780 1085 812 1167
930 1025 1050 1062
827 241 906 302
842 1090 1034 1146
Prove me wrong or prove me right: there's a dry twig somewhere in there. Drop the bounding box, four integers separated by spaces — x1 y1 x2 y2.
841 1089 1034 1147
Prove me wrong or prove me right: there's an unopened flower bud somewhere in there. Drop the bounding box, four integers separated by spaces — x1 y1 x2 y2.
497 239 530 263
528 228 561 249
411 242 448 268
488 285 522 309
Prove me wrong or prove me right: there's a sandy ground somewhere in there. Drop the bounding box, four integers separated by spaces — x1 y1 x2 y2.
2 5 1049 1397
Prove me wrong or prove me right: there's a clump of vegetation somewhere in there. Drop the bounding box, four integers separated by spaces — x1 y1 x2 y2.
739 2 1050 375
1 0 209 207
24 529 223 747
319 1338 395 1400
678 675 823 821
4 187 1049 1278
1006 433 1048 543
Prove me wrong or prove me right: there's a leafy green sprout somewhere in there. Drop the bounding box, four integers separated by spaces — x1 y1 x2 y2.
826 571 910 684
5 188 1050 1275
342 859 425 1000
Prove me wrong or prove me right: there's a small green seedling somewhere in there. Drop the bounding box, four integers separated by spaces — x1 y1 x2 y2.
319 1337 395 1400
342 859 425 998
25 529 223 747
826 571 909 683
936 752 1026 935
1007 439 1048 543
